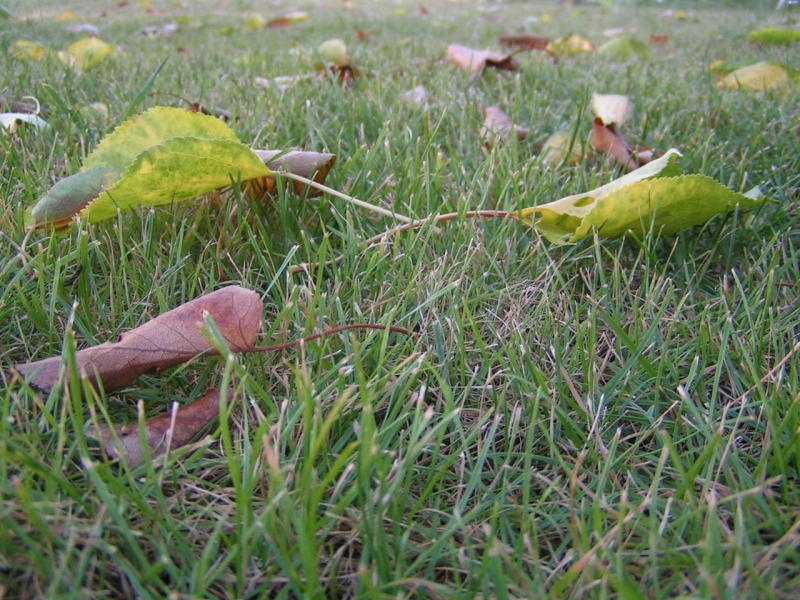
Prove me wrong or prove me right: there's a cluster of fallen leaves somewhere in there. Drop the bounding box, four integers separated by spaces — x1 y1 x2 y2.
6 8 790 468
12 286 408 464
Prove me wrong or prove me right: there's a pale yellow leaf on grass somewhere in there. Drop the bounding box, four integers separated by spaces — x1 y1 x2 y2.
590 93 633 126
717 61 793 91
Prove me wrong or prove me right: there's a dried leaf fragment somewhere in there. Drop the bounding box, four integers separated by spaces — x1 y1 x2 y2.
88 387 224 465
499 35 551 51
446 44 518 83
546 34 595 57
245 150 337 199
13 286 262 392
591 118 638 171
480 105 529 144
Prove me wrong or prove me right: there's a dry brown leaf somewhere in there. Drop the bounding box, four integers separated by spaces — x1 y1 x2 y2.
88 387 224 465
446 44 518 83
245 149 337 199
480 105 529 144
591 118 638 171
13 286 262 392
499 35 551 51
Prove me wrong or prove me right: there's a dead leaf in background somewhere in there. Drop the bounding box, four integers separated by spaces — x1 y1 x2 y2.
499 35 551 51
545 34 595 57
57 36 116 72
591 118 638 171
400 85 431 107
590 93 632 126
318 38 358 84
87 387 224 465
267 11 308 27
245 150 337 199
13 286 262 392
590 93 652 171
541 130 584 167
649 34 670 44
716 61 795 91
9 39 50 60
480 105 529 144
446 44 519 83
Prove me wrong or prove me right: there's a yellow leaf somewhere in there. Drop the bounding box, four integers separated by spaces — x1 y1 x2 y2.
59 36 115 72
546 34 595 57
717 61 793 91
9 39 50 60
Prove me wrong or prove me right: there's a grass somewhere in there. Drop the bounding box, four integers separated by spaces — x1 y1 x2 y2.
1 0 799 598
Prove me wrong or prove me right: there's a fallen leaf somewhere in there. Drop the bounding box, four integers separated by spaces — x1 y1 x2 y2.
446 43 518 83
545 34 595 57
87 387 224 465
591 118 638 170
590 93 632 126
649 34 670 44
499 35 551 51
9 39 50 60
245 150 337 199
515 149 768 244
716 61 795 91
400 84 431 107
596 36 650 60
0 112 49 133
267 11 308 27
83 106 240 171
748 27 800 45
540 130 583 167
27 167 121 228
480 105 529 144
83 137 270 222
57 36 116 72
319 38 350 67
13 286 262 392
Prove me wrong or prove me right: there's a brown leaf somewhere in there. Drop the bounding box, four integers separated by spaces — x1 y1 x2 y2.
446 44 518 83
13 286 262 392
245 150 337 199
499 35 551 51
590 118 638 171
87 387 224 465
649 34 670 44
480 105 529 144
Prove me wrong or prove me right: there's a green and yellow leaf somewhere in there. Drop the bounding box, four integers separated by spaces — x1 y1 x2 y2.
83 138 270 222
515 150 767 243
83 106 241 171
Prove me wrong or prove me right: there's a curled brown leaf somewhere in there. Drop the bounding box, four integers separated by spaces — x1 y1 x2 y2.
480 105 529 144
88 387 224 465
246 149 337 199
446 44 518 83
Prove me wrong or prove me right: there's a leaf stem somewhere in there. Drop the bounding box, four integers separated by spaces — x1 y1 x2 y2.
277 171 415 224
248 324 413 353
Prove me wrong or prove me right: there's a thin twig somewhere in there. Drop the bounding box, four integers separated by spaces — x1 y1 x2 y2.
247 323 413 353
278 171 415 224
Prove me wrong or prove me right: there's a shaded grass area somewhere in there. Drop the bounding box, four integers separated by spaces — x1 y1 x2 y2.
1 1 799 598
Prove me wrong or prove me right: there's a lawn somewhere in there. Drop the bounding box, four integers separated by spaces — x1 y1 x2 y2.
1 0 799 598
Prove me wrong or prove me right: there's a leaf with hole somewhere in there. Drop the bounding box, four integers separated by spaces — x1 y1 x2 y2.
515 150 769 243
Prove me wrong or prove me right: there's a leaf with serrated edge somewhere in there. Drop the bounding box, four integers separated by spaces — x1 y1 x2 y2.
83 137 271 222
82 106 241 171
